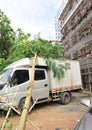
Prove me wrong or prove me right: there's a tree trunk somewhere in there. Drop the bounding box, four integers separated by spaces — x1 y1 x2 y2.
17 53 37 130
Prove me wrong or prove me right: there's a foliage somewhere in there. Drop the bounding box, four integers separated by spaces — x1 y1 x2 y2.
0 9 15 59
0 10 65 79
6 120 13 130
10 28 31 60
0 29 65 78
46 59 65 79
6 109 14 130
28 38 65 79
0 28 31 71
3 35 65 78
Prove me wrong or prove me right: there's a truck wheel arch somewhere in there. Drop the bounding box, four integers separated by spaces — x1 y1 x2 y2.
18 97 33 113
59 91 72 105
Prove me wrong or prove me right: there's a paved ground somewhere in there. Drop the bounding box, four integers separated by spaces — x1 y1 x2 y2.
0 91 91 130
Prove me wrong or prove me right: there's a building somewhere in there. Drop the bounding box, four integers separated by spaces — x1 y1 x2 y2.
56 0 92 90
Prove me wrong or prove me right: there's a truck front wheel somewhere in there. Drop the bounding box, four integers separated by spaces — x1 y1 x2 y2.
18 98 33 113
59 92 72 105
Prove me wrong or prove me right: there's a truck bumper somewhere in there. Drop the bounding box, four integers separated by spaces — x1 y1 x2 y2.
0 102 8 111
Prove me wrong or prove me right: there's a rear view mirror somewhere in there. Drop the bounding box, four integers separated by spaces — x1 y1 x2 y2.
8 76 11 83
81 99 91 107
7 76 13 87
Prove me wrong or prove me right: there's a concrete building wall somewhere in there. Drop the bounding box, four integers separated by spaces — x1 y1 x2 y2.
57 0 92 90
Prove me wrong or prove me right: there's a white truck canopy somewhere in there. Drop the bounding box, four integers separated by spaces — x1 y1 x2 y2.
4 57 47 70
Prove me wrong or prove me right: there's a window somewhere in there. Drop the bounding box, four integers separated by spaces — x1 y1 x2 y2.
34 70 45 80
12 70 29 86
2 69 12 84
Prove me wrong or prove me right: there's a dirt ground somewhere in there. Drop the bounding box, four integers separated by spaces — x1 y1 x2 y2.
0 92 91 130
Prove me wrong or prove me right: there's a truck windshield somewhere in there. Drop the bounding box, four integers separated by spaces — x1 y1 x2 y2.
0 69 12 84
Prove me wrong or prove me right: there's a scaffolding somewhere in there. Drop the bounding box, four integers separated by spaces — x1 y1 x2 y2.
80 56 92 91
55 0 68 41
56 0 92 90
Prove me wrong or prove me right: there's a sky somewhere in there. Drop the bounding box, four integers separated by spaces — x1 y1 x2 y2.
0 0 66 40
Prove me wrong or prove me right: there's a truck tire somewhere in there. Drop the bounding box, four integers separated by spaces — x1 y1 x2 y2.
59 92 72 105
18 98 33 113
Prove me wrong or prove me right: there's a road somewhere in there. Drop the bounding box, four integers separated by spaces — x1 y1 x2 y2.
0 92 91 130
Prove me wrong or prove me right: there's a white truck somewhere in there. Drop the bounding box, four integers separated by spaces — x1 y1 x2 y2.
0 57 83 112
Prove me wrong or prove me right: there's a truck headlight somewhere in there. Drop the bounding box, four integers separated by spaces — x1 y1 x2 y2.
0 96 7 102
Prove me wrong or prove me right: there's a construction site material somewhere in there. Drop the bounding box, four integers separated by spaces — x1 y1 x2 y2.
56 0 92 90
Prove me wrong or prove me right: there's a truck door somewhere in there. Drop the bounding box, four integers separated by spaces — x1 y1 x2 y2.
8 68 30 106
32 69 49 100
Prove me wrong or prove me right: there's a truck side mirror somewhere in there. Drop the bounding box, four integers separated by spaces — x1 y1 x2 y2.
7 76 13 87
8 76 12 83
81 99 91 107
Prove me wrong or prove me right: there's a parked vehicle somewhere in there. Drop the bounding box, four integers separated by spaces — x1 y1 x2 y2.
74 98 92 130
0 57 83 112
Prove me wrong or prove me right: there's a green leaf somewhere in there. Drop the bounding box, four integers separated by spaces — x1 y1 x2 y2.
6 120 13 129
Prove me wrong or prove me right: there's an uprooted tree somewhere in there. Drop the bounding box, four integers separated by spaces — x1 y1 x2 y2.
0 10 65 129
16 36 65 130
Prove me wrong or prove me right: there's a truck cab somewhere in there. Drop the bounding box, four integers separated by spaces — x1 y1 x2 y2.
0 65 49 112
